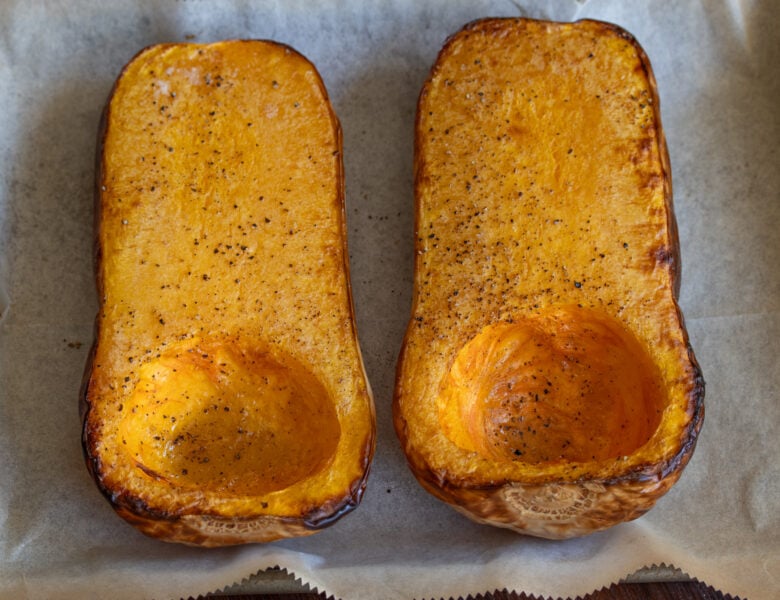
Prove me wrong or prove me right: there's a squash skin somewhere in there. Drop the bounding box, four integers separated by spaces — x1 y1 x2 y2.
394 18 704 539
82 41 375 546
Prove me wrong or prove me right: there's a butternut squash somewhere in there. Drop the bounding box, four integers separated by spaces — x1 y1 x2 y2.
82 40 375 546
394 18 704 538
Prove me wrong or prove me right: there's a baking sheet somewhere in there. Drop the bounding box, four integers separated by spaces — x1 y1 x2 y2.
0 1 778 599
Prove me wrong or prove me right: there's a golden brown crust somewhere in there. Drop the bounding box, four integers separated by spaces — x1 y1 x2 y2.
101 471 368 546
82 40 374 545
394 17 704 538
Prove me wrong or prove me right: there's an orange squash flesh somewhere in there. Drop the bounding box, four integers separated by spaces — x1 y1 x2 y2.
394 18 704 538
82 40 375 546
436 306 665 465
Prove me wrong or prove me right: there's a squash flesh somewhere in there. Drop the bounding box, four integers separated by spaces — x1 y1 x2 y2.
119 340 340 496
395 18 703 537
83 41 374 544
436 306 665 464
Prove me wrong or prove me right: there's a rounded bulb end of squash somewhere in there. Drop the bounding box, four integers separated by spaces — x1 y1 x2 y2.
436 305 665 466
119 339 340 497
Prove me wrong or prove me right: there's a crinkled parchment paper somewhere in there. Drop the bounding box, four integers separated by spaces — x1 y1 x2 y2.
0 1 777 599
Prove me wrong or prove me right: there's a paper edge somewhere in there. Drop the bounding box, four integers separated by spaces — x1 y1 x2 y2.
200 561 739 600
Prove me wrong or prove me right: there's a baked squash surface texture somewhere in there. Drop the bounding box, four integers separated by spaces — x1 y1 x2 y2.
394 18 704 539
82 40 375 546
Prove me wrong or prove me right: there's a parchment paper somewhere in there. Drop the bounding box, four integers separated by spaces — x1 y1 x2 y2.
1 1 778 599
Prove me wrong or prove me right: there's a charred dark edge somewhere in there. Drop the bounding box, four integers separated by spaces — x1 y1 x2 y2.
82 40 375 542
397 17 705 507
105 467 372 547
303 465 372 530
103 465 372 545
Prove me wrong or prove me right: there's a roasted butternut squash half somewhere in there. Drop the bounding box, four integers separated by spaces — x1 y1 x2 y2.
394 18 704 538
82 40 375 546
